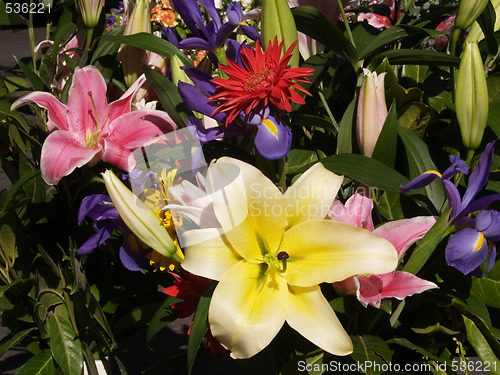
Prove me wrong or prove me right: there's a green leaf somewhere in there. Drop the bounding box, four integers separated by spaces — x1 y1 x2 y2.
0 327 36 357
48 314 84 375
144 66 190 128
351 335 392 375
360 25 433 60
403 211 451 275
292 6 358 67
1 169 41 212
463 315 500 375
370 49 460 68
101 33 193 68
402 65 429 84
337 96 357 154
471 265 500 309
290 114 336 134
386 337 443 362
319 154 409 191
17 350 55 375
398 127 446 210
412 323 459 335
0 0 25 26
376 191 404 221
372 101 398 168
147 295 182 342
187 281 216 375
0 215 16 262
286 149 319 174
13 57 46 91
279 351 324 375
51 22 78 63
477 0 498 56
487 74 500 139
91 26 125 64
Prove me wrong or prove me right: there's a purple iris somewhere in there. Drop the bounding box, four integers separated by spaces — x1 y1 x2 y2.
178 65 293 159
400 142 500 275
166 0 260 63
77 194 149 271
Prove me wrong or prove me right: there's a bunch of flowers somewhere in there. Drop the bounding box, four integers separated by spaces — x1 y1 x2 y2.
0 0 499 373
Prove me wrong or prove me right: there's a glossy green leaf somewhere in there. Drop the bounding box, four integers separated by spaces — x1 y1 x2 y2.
372 102 398 168
13 57 46 92
292 6 358 67
144 66 190 128
91 26 125 64
337 96 357 154
398 127 446 210
386 337 443 362
351 335 392 375
403 210 451 275
370 49 460 68
290 114 336 134
101 33 193 67
147 295 182 342
1 169 41 212
471 262 500 308
17 351 55 375
48 314 84 375
477 0 498 56
487 74 500 139
376 191 404 221
319 154 409 191
360 25 433 60
286 149 319 174
463 315 500 375
0 327 36 357
0 217 16 262
187 281 216 375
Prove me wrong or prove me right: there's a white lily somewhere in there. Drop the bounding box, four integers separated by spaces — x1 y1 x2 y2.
181 157 398 359
102 170 182 262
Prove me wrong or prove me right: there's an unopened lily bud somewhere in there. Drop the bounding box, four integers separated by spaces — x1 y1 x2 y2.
356 69 387 157
466 0 500 43
121 0 152 87
262 0 299 68
171 55 192 87
76 0 104 29
456 42 489 151
455 0 489 31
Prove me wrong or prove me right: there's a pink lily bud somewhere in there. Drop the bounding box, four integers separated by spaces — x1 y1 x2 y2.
120 0 152 87
356 69 387 157
76 0 104 29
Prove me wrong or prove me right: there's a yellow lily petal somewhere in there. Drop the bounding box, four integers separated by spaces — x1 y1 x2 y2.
287 285 353 356
182 228 241 281
209 158 287 259
284 163 343 228
282 220 397 287
102 170 181 262
209 261 288 359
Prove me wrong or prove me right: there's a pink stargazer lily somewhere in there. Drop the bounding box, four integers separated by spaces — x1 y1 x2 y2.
11 66 177 185
329 193 438 308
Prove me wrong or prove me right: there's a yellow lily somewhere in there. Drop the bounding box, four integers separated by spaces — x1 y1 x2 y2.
181 157 398 359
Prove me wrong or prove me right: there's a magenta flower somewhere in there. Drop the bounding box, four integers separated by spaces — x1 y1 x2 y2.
330 192 438 308
11 66 177 184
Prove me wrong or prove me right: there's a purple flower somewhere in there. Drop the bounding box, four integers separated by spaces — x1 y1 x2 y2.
78 194 149 271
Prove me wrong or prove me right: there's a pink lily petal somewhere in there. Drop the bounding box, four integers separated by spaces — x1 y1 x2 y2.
373 216 437 259
329 193 374 231
106 74 147 125
41 131 101 185
11 92 68 131
67 66 108 136
105 110 177 148
101 139 135 171
356 272 437 308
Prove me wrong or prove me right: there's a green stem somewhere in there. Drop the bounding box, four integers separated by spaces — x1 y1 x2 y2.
389 300 406 328
80 28 95 67
28 1 37 72
337 0 355 48
318 88 339 134
465 149 475 166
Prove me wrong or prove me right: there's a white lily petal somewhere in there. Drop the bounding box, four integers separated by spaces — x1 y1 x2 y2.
209 262 288 359
102 170 178 260
284 163 343 228
287 285 353 355
182 228 241 280
282 220 398 286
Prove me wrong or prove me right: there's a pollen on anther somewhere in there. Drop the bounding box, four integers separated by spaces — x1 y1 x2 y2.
277 251 289 260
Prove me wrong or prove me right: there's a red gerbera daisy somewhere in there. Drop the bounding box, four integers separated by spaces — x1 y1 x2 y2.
209 37 314 125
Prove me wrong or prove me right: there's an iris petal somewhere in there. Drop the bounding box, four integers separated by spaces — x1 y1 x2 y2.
445 228 489 275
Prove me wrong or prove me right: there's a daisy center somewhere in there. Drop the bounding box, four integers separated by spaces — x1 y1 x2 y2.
244 69 273 91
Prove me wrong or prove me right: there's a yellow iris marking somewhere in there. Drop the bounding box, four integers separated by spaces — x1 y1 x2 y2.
261 118 278 138
423 170 442 178
473 232 485 251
